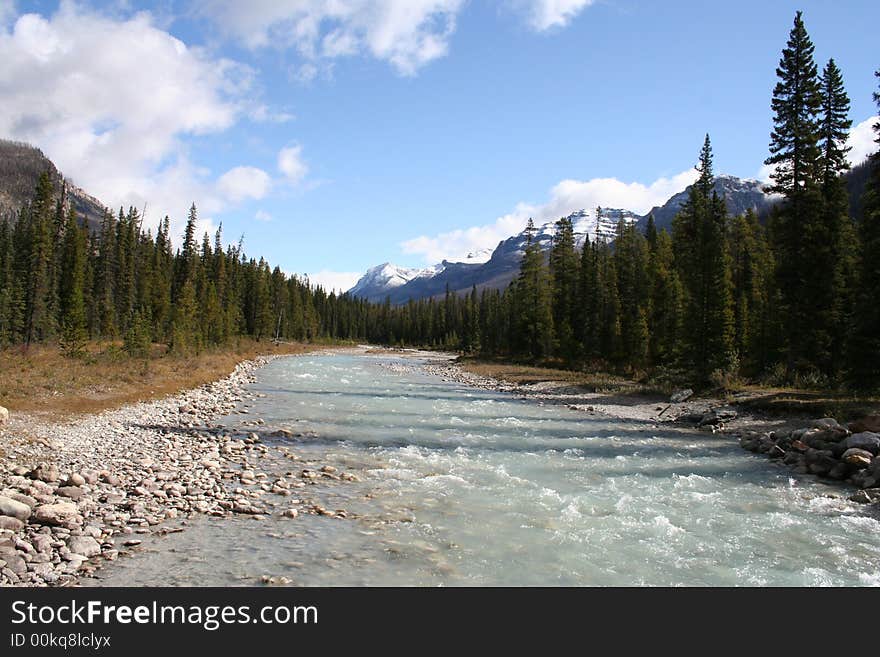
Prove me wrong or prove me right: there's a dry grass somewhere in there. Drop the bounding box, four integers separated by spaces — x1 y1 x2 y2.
729 387 880 420
0 339 330 421
458 359 649 394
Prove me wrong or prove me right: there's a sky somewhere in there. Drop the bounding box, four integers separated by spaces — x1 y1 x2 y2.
1 1 878 292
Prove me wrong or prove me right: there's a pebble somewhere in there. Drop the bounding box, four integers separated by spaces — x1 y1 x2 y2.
0 353 362 587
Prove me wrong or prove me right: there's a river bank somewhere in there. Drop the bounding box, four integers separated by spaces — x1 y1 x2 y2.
0 349 362 587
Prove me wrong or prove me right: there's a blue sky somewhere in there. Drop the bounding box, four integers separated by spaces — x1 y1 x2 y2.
2 1 878 291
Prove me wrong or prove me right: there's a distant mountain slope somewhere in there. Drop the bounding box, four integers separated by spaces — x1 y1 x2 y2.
637 174 773 232
349 174 776 304
0 139 107 230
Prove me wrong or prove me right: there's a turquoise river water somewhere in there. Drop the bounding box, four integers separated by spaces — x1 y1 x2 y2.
87 352 880 586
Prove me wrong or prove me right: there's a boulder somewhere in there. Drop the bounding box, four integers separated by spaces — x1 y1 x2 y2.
55 486 84 501
0 496 31 521
699 409 737 427
0 405 8 426
32 502 81 527
29 463 60 483
0 516 24 531
842 448 874 468
670 389 694 404
812 418 848 434
849 488 880 504
66 535 101 558
66 473 86 487
848 414 880 434
843 432 880 455
1 490 37 508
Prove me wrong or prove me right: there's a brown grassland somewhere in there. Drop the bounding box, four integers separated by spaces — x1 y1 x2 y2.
0 339 332 421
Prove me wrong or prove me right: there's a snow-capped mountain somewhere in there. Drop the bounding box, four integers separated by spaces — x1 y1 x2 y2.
347 175 774 304
348 262 443 300
638 174 772 232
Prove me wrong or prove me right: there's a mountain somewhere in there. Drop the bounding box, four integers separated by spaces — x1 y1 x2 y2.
0 139 107 230
638 174 773 232
348 262 444 301
349 207 641 303
349 174 773 304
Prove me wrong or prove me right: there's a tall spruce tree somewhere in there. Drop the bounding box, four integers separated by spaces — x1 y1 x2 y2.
647 224 682 367
613 220 650 370
58 208 88 357
549 216 579 361
765 11 825 374
848 69 880 389
512 219 554 358
818 58 857 373
673 136 734 384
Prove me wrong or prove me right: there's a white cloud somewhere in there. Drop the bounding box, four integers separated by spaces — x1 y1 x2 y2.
278 144 309 184
848 115 879 167
249 104 296 123
0 2 253 238
254 209 273 222
305 270 363 294
401 169 699 264
514 0 595 31
216 166 272 202
198 0 464 76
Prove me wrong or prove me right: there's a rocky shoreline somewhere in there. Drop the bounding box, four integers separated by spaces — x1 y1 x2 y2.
0 353 353 587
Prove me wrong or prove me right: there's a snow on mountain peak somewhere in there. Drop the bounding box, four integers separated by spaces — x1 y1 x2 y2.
348 262 444 298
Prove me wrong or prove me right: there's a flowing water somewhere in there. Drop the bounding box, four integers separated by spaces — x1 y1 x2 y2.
89 351 880 586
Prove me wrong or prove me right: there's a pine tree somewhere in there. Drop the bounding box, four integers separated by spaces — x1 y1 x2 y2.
818 58 857 374
673 136 734 384
549 216 579 361
58 208 88 358
848 69 880 389
765 11 825 375
647 226 682 367
23 172 57 346
512 219 554 358
614 220 650 370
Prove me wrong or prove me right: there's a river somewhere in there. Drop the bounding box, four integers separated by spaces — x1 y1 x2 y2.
86 351 880 586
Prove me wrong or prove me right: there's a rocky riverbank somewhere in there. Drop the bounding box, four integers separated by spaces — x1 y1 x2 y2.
0 354 355 587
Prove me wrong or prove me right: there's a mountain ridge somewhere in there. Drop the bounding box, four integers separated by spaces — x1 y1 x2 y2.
348 174 775 304
0 139 107 231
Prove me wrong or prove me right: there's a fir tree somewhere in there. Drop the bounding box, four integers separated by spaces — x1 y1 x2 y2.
848 69 880 389
673 136 734 384
512 219 554 358
765 11 825 374
549 216 579 361
818 58 857 373
58 208 88 358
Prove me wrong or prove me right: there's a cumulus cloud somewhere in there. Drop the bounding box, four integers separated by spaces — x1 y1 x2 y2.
216 166 272 202
305 270 363 294
515 0 595 31
401 169 699 264
278 144 309 184
0 2 273 240
254 209 273 222
848 115 879 167
197 0 465 76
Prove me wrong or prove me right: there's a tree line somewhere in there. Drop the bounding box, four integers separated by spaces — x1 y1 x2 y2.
0 12 878 392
